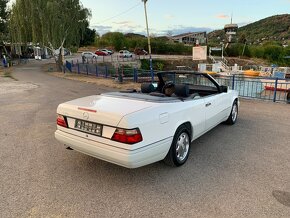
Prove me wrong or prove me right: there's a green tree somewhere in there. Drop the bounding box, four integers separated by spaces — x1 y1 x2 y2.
263 44 283 62
9 0 91 69
98 32 126 51
238 33 247 44
0 0 8 41
250 46 264 58
80 25 96 47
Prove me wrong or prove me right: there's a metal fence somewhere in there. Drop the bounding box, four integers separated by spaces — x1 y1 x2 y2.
215 75 290 103
65 61 155 83
64 61 290 103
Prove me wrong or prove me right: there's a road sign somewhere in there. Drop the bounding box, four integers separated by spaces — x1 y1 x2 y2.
192 46 207 61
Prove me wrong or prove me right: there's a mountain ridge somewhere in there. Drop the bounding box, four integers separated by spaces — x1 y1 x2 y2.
208 14 290 45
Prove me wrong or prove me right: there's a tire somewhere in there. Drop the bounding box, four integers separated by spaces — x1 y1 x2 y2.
225 100 238 125
164 126 191 167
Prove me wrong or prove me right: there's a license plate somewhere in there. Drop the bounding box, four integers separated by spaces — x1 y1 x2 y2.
74 119 102 136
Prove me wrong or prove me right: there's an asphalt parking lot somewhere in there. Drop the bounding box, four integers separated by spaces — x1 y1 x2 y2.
0 61 290 217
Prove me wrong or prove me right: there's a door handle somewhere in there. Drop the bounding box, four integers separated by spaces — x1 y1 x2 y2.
205 102 211 107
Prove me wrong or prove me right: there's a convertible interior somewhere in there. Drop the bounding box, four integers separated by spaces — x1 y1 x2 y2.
139 71 227 99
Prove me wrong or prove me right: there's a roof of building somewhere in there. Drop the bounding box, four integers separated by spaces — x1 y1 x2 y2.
171 31 206 39
224 23 238 29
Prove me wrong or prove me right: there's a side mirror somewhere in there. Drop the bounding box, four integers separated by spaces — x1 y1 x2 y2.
220 85 228 93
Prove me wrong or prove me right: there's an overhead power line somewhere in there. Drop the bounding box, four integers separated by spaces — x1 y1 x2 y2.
91 2 142 25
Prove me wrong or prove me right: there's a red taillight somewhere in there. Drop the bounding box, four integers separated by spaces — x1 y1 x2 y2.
111 128 143 144
57 114 67 128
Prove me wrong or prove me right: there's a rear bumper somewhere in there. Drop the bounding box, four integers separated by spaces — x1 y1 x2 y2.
55 130 172 168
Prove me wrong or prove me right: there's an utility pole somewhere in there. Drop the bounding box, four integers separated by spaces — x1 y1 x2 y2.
142 0 153 81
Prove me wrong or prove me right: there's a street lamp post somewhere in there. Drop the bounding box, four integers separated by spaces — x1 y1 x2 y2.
142 0 154 81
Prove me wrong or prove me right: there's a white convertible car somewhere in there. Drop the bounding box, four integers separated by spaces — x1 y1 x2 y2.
55 72 239 168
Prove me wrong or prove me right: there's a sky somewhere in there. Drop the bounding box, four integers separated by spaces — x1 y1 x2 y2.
80 0 290 36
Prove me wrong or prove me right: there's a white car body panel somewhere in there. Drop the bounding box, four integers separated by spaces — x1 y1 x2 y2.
55 74 239 168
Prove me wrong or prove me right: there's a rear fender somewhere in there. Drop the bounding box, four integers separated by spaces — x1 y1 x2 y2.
173 121 193 141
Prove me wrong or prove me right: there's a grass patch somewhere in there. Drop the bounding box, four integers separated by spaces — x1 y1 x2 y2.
0 68 17 80
48 71 141 90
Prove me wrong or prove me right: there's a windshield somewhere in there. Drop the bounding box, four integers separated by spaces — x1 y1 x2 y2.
158 72 219 89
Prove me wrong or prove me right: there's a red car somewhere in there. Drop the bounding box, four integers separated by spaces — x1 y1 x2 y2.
95 49 109 56
134 48 148 55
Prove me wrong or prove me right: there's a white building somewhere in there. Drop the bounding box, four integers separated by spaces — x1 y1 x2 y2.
171 32 207 45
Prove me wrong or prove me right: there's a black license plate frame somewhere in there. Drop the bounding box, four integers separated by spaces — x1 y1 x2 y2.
74 119 102 136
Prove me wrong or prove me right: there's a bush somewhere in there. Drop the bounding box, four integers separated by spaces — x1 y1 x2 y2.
140 59 166 71
263 45 283 62
250 46 264 58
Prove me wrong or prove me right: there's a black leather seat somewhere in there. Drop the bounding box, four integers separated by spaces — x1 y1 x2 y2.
141 83 155 93
174 84 190 97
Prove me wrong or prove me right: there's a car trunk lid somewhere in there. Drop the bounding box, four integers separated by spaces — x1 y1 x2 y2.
57 95 154 127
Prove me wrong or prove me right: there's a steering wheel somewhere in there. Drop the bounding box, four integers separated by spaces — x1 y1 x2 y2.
162 82 175 96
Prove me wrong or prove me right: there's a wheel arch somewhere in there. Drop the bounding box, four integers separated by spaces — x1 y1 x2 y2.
233 97 239 108
174 121 193 141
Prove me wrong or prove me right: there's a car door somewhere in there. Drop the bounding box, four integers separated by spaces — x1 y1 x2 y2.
85 52 91 58
189 97 206 139
204 92 228 130
204 94 218 130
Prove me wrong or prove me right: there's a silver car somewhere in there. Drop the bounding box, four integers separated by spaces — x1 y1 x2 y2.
119 50 133 58
81 52 98 59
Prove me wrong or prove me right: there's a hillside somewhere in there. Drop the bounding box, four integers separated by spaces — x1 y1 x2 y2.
208 14 290 45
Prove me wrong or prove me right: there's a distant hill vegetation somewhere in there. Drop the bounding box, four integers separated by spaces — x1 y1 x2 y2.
208 14 290 45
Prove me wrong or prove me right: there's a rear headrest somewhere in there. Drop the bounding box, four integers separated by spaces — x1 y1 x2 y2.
141 83 155 93
174 84 189 97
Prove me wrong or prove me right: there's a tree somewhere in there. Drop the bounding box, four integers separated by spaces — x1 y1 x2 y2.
238 33 247 44
9 0 91 69
0 0 8 40
263 44 283 62
79 25 96 47
99 32 126 51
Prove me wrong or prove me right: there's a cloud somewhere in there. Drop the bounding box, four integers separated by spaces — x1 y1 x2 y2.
112 20 143 30
91 20 144 35
216 14 229 19
91 24 213 37
164 14 175 20
112 21 132 25
160 25 212 36
91 25 113 35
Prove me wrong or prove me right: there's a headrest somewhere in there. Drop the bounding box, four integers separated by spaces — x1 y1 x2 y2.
174 84 189 97
141 83 155 93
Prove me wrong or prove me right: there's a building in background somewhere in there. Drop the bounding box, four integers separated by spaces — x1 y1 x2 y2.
171 32 207 45
224 17 238 48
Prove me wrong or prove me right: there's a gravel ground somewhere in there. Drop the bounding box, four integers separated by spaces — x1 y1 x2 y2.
0 60 289 218
0 76 38 95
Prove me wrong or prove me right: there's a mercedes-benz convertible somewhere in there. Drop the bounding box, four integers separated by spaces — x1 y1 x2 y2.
55 72 239 168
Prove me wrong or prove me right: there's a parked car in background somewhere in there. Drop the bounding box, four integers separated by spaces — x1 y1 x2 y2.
81 52 98 59
95 49 109 56
134 48 148 55
101 49 114 55
54 48 71 56
119 50 133 58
